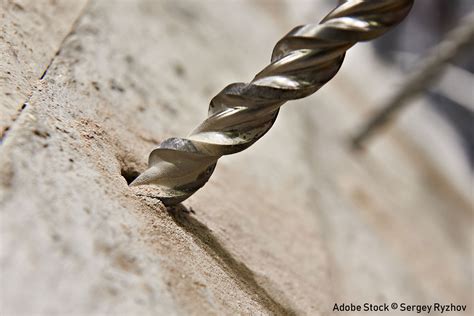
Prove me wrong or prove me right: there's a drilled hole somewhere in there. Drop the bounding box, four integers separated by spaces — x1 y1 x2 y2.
121 168 140 185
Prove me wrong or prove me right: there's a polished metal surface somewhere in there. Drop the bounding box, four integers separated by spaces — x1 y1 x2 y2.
131 0 415 205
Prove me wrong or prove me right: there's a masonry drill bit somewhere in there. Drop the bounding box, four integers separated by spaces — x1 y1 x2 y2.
131 0 414 205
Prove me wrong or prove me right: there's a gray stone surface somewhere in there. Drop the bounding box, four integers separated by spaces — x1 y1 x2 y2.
0 0 88 138
1 1 472 315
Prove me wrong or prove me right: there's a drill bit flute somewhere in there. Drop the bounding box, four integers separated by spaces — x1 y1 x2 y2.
131 0 414 205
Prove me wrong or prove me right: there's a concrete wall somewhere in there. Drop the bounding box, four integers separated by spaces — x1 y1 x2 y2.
1 1 472 315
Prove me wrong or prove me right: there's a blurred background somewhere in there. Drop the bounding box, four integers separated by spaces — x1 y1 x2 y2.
372 0 474 167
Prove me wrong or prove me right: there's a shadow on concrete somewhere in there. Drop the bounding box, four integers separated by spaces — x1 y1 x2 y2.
166 204 297 316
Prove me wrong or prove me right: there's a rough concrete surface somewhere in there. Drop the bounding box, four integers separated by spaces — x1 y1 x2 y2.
0 0 88 138
1 0 472 315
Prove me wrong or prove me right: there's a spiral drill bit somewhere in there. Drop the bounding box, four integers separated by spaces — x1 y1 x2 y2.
131 0 414 205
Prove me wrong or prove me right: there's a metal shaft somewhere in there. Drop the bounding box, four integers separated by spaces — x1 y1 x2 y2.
352 11 474 149
131 0 414 205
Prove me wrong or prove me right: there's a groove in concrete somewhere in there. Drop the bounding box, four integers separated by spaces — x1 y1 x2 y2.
0 0 91 144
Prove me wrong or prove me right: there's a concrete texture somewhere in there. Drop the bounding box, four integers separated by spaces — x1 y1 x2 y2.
0 0 88 138
1 1 472 315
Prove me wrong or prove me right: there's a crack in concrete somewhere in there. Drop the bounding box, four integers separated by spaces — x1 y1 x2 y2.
0 0 91 144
